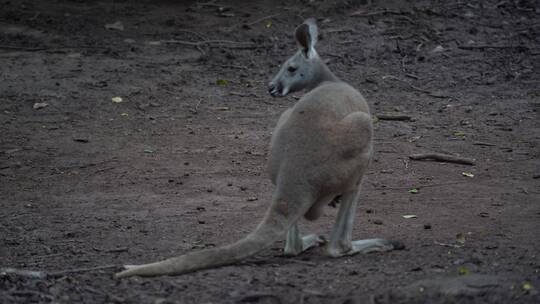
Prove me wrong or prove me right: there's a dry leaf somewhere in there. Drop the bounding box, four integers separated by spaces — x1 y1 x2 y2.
457 266 470 275
216 79 229 86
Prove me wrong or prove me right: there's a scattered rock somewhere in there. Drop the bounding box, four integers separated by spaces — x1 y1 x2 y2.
373 219 383 225
431 45 444 53
105 21 124 31
33 102 48 110
424 223 432 229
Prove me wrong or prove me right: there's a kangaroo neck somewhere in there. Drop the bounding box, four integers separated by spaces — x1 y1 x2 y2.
307 60 340 91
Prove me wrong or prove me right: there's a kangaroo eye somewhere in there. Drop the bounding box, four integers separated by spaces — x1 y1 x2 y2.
287 66 297 73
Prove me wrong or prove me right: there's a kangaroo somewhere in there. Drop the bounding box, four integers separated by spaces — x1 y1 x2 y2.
115 18 402 278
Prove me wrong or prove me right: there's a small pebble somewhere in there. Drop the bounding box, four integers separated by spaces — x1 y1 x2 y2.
424 223 432 230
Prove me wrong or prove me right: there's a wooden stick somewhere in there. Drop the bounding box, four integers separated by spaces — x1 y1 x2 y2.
473 141 496 147
373 181 468 191
161 39 263 49
382 75 432 93
0 45 47 51
458 45 529 51
351 10 407 17
245 13 281 26
8 290 54 300
238 293 282 303
409 153 475 165
0 267 47 279
376 114 412 121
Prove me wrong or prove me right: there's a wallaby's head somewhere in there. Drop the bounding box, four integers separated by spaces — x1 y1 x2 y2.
268 18 327 97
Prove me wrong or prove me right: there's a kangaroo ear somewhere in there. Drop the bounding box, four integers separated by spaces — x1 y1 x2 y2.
295 18 318 58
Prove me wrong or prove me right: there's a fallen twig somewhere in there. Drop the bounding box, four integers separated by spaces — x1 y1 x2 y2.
245 12 282 27
2 45 108 51
238 293 282 303
8 290 54 300
382 75 431 93
376 114 412 121
434 241 463 248
176 30 207 41
409 153 475 165
0 267 47 279
225 12 281 32
162 39 262 49
351 9 408 17
473 141 497 147
458 45 530 51
382 75 458 99
214 64 248 70
229 91 258 98
0 45 47 51
326 27 361 34
374 181 469 191
278 258 317 266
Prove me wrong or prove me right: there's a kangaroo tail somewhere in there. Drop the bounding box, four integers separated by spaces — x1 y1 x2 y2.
115 198 306 278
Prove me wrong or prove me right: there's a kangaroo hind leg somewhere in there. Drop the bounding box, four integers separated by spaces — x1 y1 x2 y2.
325 189 403 257
283 194 334 256
284 223 326 256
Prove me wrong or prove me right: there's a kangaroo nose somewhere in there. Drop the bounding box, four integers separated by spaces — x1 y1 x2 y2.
268 83 278 97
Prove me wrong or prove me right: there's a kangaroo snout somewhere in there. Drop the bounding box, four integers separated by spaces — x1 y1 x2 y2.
268 82 280 97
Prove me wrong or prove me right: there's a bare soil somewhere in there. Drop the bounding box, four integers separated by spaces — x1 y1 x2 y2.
1 0 539 303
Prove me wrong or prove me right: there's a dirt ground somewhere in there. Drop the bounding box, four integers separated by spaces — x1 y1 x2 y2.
1 0 539 303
